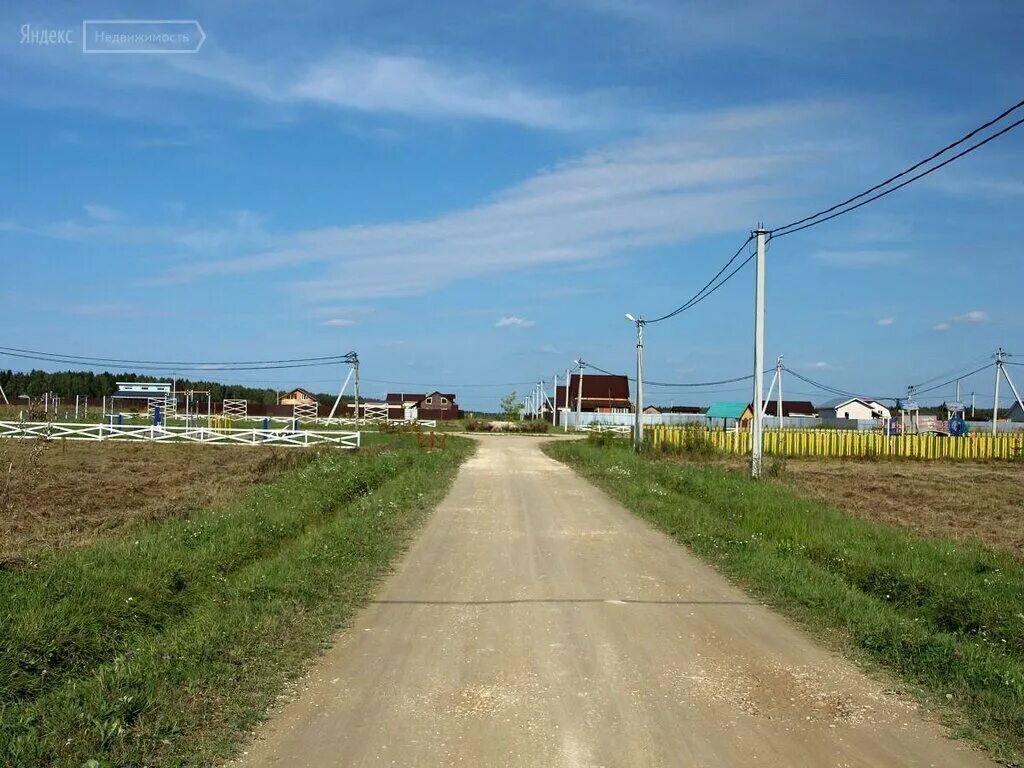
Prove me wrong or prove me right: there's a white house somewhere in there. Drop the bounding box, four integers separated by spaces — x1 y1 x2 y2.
832 397 891 421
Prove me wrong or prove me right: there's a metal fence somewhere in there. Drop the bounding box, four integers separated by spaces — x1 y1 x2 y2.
0 421 360 449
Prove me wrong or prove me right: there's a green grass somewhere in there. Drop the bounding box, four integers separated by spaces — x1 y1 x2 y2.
544 438 1024 765
0 435 472 767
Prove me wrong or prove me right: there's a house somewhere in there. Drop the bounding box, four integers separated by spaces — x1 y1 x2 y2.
1007 401 1024 423
278 387 318 406
643 405 662 414
557 374 632 413
762 400 818 418
661 405 706 414
353 390 462 420
706 401 752 431
831 397 891 421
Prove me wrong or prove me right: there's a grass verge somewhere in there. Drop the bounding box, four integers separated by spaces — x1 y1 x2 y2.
543 438 1024 765
1 434 473 767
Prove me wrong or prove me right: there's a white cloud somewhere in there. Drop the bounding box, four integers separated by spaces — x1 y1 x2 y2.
137 102 846 298
802 361 837 371
151 46 616 132
323 318 356 327
83 204 120 222
496 316 535 328
876 316 895 326
951 310 990 324
933 309 990 332
813 250 908 268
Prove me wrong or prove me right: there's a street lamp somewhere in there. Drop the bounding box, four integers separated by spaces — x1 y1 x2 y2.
626 314 644 449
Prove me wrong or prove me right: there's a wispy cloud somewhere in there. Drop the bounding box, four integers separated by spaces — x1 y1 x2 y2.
933 309 990 332
813 250 909 268
136 102 847 298
877 316 895 326
496 316 535 328
323 318 357 327
83 204 120 223
951 310 990 324
802 361 838 371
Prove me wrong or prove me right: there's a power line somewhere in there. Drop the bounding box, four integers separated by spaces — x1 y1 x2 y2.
585 360 759 388
907 354 994 390
361 377 536 388
770 104 1024 239
782 366 897 402
911 362 994 397
0 349 351 372
645 235 754 324
0 345 354 367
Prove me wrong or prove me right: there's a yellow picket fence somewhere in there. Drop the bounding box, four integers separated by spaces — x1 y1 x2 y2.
648 426 1024 461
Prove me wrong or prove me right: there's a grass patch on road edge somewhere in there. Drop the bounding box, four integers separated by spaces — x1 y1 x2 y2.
1 435 473 767
544 438 1024 765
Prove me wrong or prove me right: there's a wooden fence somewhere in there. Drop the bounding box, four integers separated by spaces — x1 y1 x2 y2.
648 426 1024 461
0 421 360 450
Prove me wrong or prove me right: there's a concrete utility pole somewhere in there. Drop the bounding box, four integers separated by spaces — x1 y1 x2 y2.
564 367 571 431
551 374 558 426
993 348 1003 436
750 227 767 479
626 314 644 449
776 355 784 431
574 359 585 430
353 356 360 421
0 380 8 405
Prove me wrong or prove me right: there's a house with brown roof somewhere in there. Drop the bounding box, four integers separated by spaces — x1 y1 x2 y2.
277 387 318 405
761 400 818 418
352 390 462 420
556 374 632 413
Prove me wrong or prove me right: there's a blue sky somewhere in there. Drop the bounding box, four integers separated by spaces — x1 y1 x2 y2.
1 1 1022 410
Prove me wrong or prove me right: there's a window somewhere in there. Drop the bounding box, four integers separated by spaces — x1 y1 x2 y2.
441 397 448 405
426 396 433 404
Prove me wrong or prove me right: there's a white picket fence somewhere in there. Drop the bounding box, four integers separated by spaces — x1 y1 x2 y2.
574 423 631 435
0 421 360 449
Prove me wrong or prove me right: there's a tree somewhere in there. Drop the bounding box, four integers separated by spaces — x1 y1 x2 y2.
499 391 524 421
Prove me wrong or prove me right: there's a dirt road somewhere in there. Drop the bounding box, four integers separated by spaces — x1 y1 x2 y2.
237 436 989 767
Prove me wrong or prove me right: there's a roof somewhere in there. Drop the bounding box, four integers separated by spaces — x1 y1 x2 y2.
385 392 426 405
706 401 750 419
762 400 817 417
661 405 706 414
566 373 630 402
424 391 457 400
285 387 316 398
830 396 887 409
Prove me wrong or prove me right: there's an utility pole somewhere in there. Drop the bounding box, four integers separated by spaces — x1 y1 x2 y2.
574 359 585 430
564 367 571 431
0 379 7 406
971 391 976 419
750 227 767 479
626 314 644 449
353 355 360 421
551 374 558 426
993 348 1003 436
776 355 784 430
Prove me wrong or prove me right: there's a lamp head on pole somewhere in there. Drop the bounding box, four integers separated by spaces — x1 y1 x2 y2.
625 313 635 322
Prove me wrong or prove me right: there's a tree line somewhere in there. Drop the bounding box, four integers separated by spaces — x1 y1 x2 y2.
0 369 338 406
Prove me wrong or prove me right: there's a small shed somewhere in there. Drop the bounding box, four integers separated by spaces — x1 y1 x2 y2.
706 401 752 431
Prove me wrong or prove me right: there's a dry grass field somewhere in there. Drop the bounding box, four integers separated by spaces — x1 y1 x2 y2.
780 458 1024 556
672 448 1024 556
0 439 313 564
